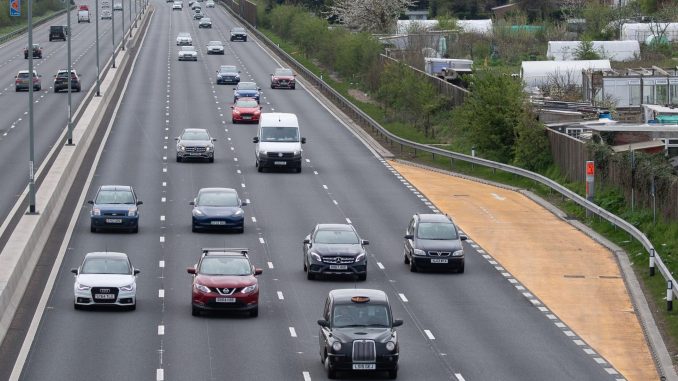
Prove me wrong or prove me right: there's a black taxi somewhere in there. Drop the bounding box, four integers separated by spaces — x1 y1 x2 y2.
317 289 402 379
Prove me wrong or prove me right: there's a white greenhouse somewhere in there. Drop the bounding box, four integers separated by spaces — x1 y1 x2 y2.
621 23 678 42
546 40 640 61
395 19 493 35
521 60 611 88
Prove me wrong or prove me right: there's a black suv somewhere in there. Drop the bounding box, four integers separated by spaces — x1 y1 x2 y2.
230 27 247 42
403 214 467 273
24 44 42 59
49 25 68 41
54 69 81 92
303 224 368 281
318 289 402 379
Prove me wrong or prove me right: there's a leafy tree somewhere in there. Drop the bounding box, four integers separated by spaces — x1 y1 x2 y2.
574 39 601 60
513 109 552 171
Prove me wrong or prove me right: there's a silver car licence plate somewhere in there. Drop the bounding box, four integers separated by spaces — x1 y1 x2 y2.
431 258 448 264
274 161 287 165
106 218 122 223
329 265 348 270
94 294 115 299
211 221 226 225
216 297 235 303
352 364 376 370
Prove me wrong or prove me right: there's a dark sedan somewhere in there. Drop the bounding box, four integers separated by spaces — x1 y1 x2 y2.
233 81 261 103
190 188 247 233
88 185 143 233
303 224 368 281
216 65 240 84
24 44 43 59
403 213 467 273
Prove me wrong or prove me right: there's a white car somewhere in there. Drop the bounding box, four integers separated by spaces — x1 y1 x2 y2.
72 252 140 310
172 1 182 10
178 46 198 61
206 40 224 54
176 32 192 45
205 0 214 7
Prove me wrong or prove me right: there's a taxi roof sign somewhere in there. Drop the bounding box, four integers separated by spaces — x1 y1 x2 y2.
351 296 370 303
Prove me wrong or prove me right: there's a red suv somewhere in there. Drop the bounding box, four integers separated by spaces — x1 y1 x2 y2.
187 248 262 317
270 67 296 89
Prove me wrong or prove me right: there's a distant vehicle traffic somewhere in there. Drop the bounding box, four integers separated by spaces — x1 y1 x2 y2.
317 289 402 379
176 32 192 45
199 17 211 28
172 1 182 9
205 0 214 7
14 70 41 92
403 213 467 273
231 98 262 124
49 25 68 41
190 188 247 233
178 46 198 61
72 252 140 310
270 68 296 89
187 248 262 317
78 9 90 23
206 40 224 55
24 44 42 59
216 64 239 84
230 27 247 42
175 128 215 162
100 1 112 19
253 113 305 173
53 69 81 92
303 224 369 280
193 11 204 19
88 185 142 233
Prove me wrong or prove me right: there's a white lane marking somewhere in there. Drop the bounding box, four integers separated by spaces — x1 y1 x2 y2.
246 199 251 204
289 327 297 337
491 193 506 201
508 278 518 284
161 197 166 203
277 291 284 300
259 237 265 244
268 261 274 269
234 157 238 161
162 182 166 187
522 292 533 298
346 218 352 224
555 322 565 328
157 369 164 381
564 330 575 337
594 358 606 364
377 262 384 270
159 261 165 268
332 200 338 205
424 330 435 340
477 249 485 254
501 272 511 277
488 260 497 265
302 372 311 381
494 265 504 271
160 215 165 221
530 299 541 305
455 374 466 381
398 293 408 302
537 307 548 312
515 285 525 291
241 183 246 188
584 348 595 355
547 314 557 320
158 325 165 335
251 216 257 223
160 236 165 243
574 340 585 345
159 289 165 298
605 368 619 375
313 171 318 175
305 158 310 163
322 184 328 190
236 169 241 174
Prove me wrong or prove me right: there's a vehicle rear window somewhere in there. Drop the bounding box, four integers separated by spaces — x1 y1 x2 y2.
181 130 209 140
95 190 135 204
417 222 458 240
197 191 238 207
314 230 359 244
332 304 390 328
82 258 131 274
260 127 299 142
17 73 35 78
200 257 251 276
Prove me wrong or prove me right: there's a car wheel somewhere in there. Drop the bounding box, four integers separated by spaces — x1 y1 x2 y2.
303 258 307 272
131 226 139 234
307 271 314 281
192 306 200 316
296 165 302 173
249 307 258 317
291 85 295 89
257 164 263 173
176 155 182 162
54 88 58 93
237 226 244 234
409 257 418 272
388 369 398 379
208 157 214 163
243 37 247 42
458 263 465 273
36 86 41 91
358 273 367 281
74 302 82 310
90 226 97 233
192 224 198 233
270 84 274 89
403 252 410 264
325 356 336 379
232 118 237 124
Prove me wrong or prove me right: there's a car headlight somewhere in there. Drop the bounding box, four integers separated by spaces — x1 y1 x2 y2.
386 341 396 352
76 283 91 291
234 74 240 78
92 208 101 216
452 250 464 257
128 207 137 216
258 150 267 157
241 284 257 294
193 209 205 216
355 252 365 262
178 144 185 151
292 149 301 156
119 283 135 292
233 109 240 114
205 146 211 152
331 342 342 352
194 283 210 293
233 209 244 216
413 249 426 256
311 252 322 262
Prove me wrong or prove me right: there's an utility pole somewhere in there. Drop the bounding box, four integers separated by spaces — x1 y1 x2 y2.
26 0 37 213
66 0 73 145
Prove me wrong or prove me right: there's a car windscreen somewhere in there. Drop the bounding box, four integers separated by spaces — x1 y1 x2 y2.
199 257 251 276
314 229 359 244
180 46 195 51
417 222 458 240
181 130 209 140
275 69 293 76
236 99 258 108
332 304 390 328
237 82 257 90
232 28 245 33
197 191 238 207
81 258 131 274
219 66 236 73
260 127 299 142
95 190 135 204
56 71 76 78
201 18 210 22
208 41 222 46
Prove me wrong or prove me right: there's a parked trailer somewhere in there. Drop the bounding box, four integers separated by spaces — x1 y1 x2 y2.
424 58 473 82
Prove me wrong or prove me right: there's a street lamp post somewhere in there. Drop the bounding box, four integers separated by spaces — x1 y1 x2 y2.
27 0 37 214
121 0 125 51
95 0 101 96
66 0 73 145
111 0 116 68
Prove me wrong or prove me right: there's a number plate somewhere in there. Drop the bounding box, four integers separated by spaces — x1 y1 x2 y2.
243 116 252 120
94 294 115 300
215 297 236 303
105 218 122 223
431 258 448 264
352 364 376 370
211 221 226 225
274 161 287 165
329 265 348 270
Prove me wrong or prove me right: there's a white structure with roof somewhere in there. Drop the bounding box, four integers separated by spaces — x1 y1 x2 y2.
456 19 493 35
396 19 493 35
621 23 678 42
521 60 611 88
546 40 640 61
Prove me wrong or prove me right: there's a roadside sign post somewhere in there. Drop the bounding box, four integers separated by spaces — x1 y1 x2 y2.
668 280 673 311
585 161 595 217
10 0 20 16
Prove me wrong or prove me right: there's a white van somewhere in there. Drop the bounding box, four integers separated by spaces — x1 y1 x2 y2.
253 113 306 173
77 9 90 22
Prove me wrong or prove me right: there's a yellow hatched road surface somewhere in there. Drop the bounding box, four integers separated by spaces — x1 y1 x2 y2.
391 161 657 381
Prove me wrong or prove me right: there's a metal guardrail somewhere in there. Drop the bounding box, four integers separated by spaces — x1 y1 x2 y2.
221 3 678 305
0 9 68 45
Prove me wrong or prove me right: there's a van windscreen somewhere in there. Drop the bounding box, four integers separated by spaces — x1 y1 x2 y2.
260 126 299 142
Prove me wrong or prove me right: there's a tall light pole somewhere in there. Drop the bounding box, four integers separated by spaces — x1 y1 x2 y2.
128 0 131 36
111 0 116 68
95 0 101 96
66 0 73 145
27 0 37 214
121 0 125 51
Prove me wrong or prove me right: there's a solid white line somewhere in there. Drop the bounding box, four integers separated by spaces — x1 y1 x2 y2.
161 197 166 203
251 216 257 223
160 215 165 221
455 374 466 381
267 261 274 269
259 237 265 244
377 262 384 270
160 236 165 243
159 290 165 298
302 371 311 381
398 293 408 302
158 325 165 335
289 327 297 337
424 330 435 340
322 185 328 190
157 369 164 381
277 291 284 300
159 260 165 268
332 200 338 205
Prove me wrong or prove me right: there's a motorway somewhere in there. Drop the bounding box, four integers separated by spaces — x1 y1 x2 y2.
7 1 624 380
0 0 139 235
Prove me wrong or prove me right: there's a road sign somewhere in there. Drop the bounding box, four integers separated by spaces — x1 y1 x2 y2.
9 0 20 16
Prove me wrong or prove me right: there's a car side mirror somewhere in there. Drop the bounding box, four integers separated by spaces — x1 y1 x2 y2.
136 201 143 205
269 73 273 76
230 106 234 109
252 136 259 143
303 238 310 244
317 319 329 327
259 106 263 110
70 268 78 274
404 234 414 240
87 200 94 204
460 235 468 241
254 268 263 275
134 269 140 275
241 200 248 206
392 319 403 327
212 138 217 142
189 201 195 206
174 137 179 140
186 267 196 274
361 239 369 246
301 137 306 144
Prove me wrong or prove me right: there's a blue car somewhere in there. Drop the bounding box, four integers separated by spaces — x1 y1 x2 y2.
88 185 143 233
233 81 261 103
190 188 247 233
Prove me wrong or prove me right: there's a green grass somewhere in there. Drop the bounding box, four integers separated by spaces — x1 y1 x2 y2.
258 25 678 357
0 10 61 37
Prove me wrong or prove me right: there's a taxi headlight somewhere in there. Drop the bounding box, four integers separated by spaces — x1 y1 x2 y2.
355 252 365 262
128 207 137 216
311 252 322 262
331 342 342 352
193 209 205 216
205 146 212 152
233 209 244 216
178 144 186 152
385 341 396 352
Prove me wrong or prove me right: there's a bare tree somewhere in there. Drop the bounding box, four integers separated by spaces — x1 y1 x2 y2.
648 4 678 42
327 0 415 34
560 0 588 19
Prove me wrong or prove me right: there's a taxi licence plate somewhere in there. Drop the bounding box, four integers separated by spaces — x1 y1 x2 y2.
94 294 115 300
105 218 122 223
329 265 348 270
216 297 235 303
352 364 376 370
274 161 286 166
431 258 448 264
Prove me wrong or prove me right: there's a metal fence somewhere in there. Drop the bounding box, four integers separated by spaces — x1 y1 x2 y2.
0 9 68 45
219 1 678 304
